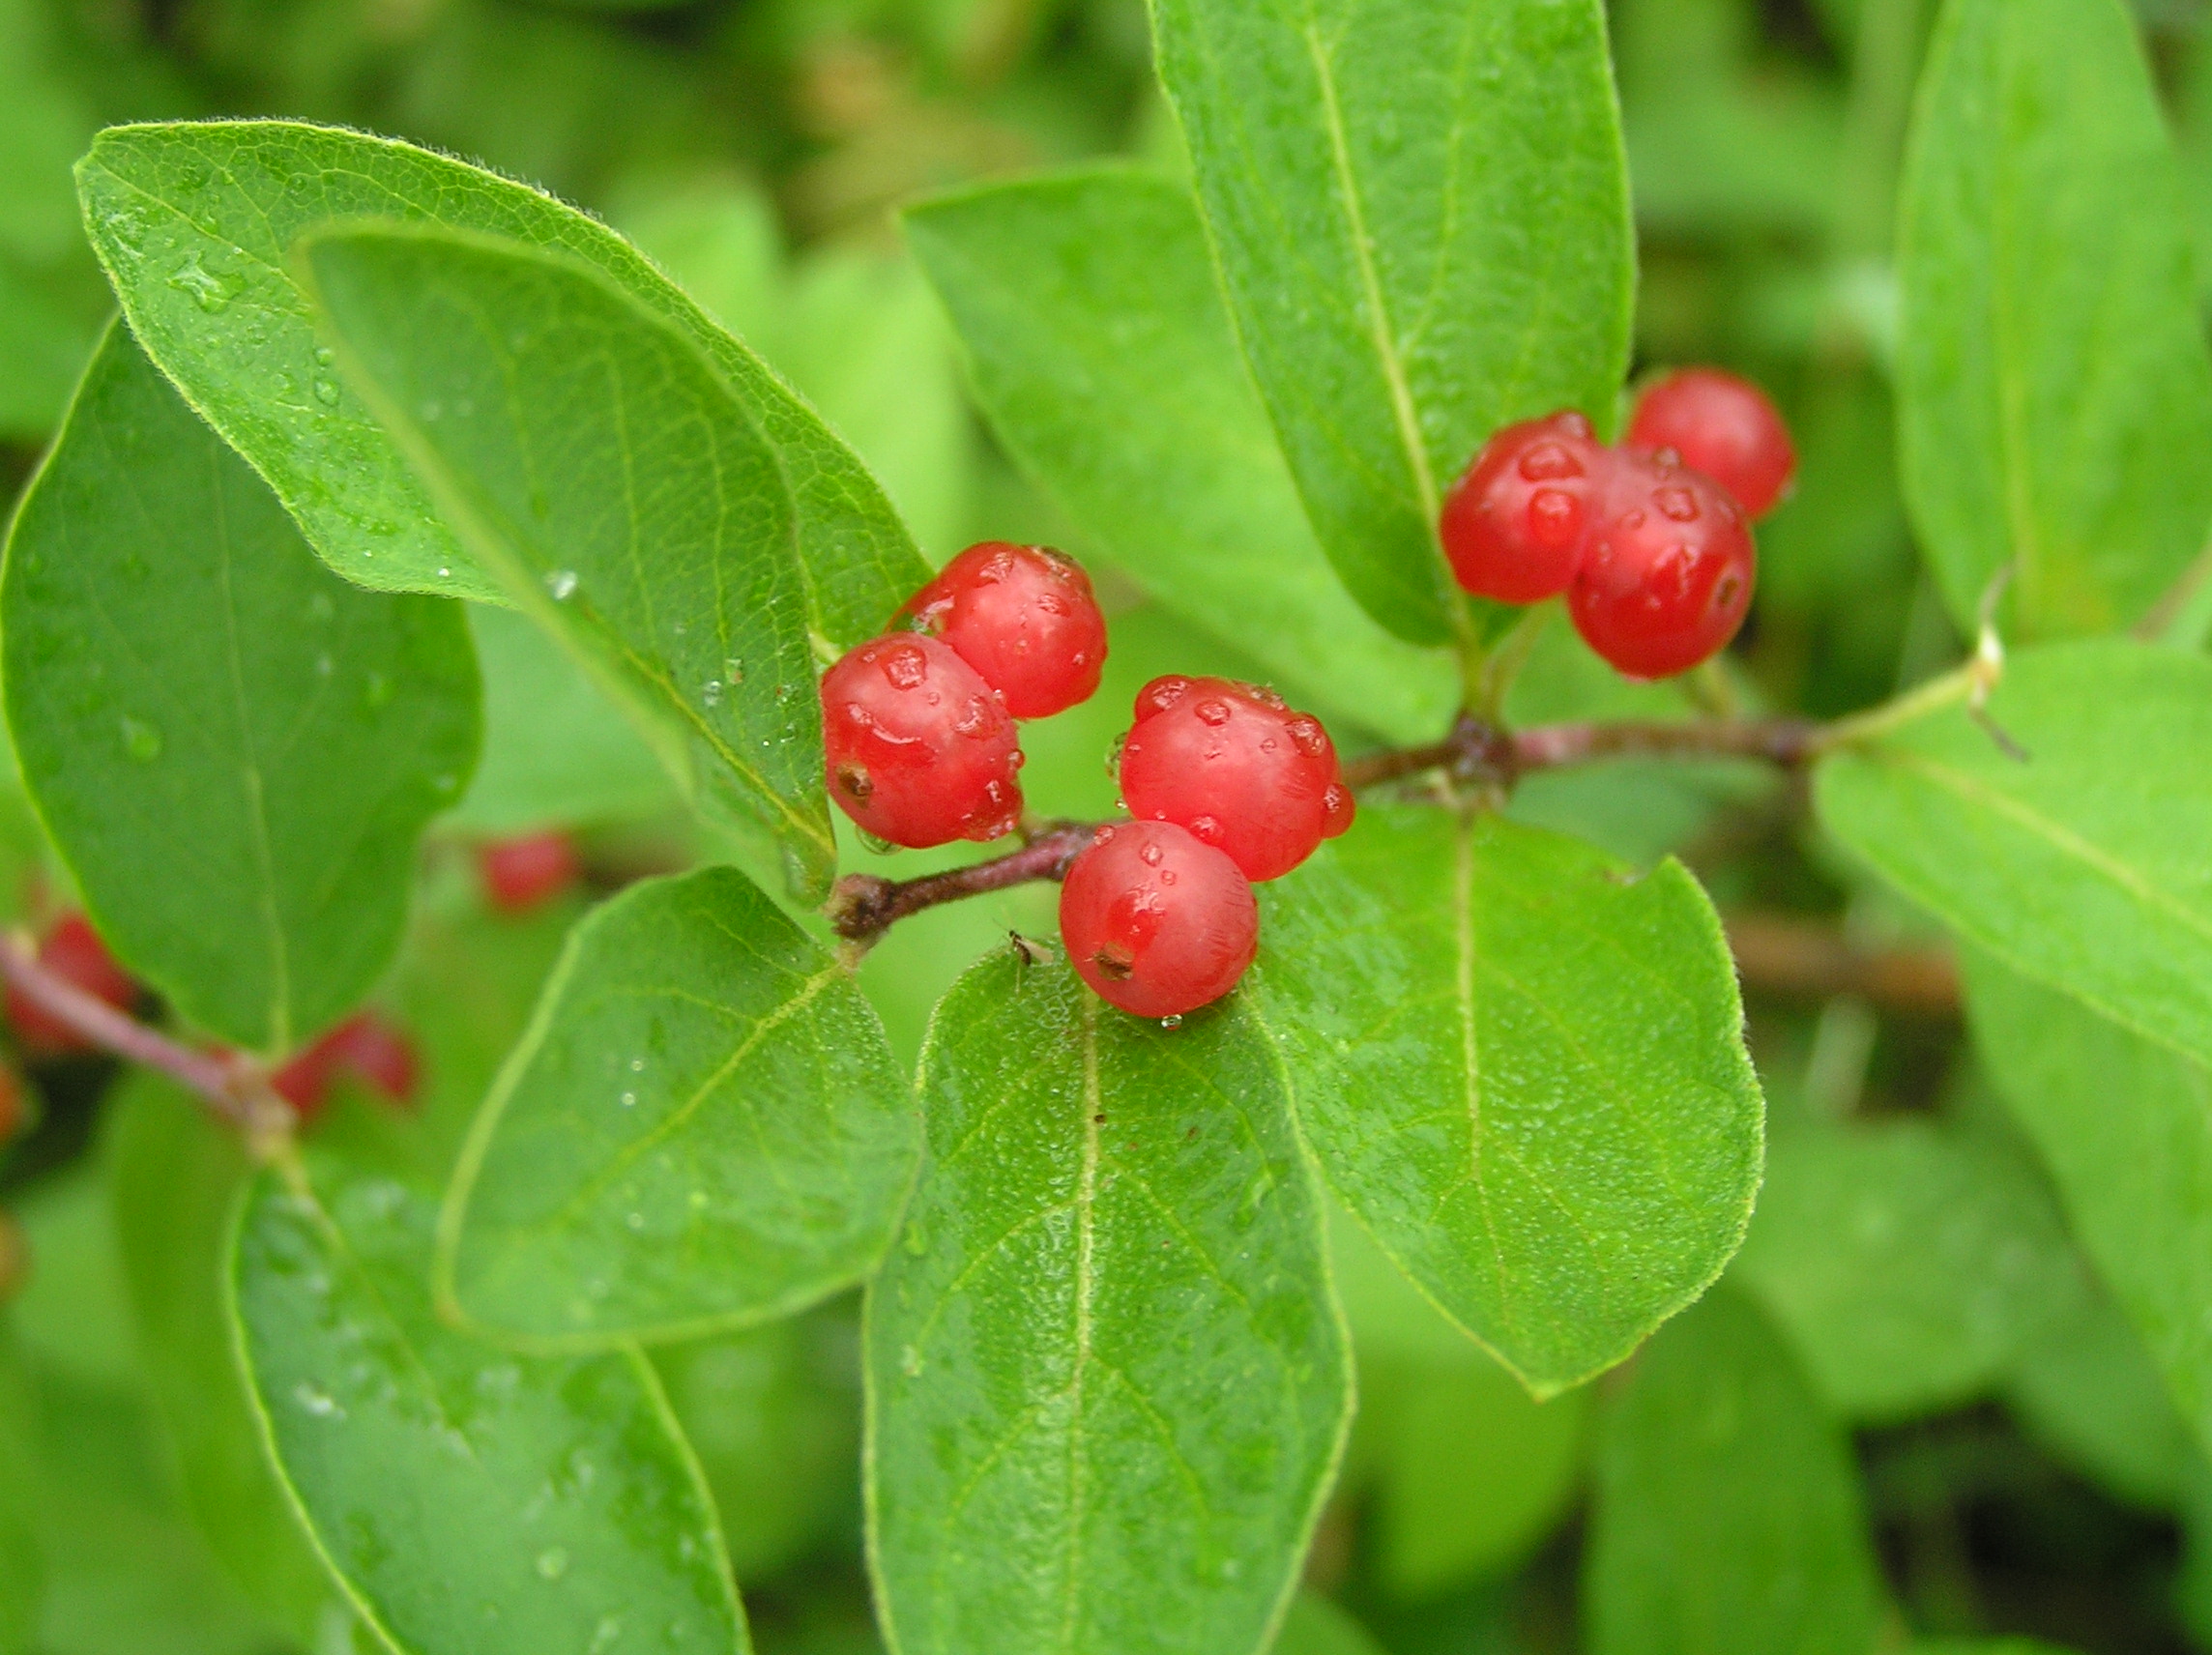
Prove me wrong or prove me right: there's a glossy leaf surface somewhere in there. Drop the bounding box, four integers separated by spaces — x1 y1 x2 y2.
867 947 1350 1655
1 325 480 1052
440 866 912 1346
1732 1118 2083 1420
231 1150 749 1655
905 168 1454 742
1150 0 1634 644
1965 950 2212 1458
0 1328 40 1655
1585 1288 1887 1655
298 223 834 891
77 120 927 639
1254 806 1762 1392
1897 0 2212 636
1816 641 2212 1070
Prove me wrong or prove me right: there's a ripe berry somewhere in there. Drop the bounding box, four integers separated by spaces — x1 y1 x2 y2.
1119 677 1353 884
6 913 137 1058
898 541 1108 719
1627 368 1796 520
1060 822 1258 1019
821 635 1024 849
273 1012 420 1118
479 831 580 913
1569 452 1756 681
1439 411 1612 603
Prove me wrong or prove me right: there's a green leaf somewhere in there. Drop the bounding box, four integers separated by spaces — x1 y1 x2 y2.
1896 0 2212 637
1815 640 2212 1072
109 1075 327 1637
438 866 914 1347
10 1158 138 1392
1730 1117 2084 1421
448 603 681 835
295 222 835 893
1585 1287 1888 1655
77 120 929 642
866 946 1351 1655
1964 948 2212 1460
2006 1289 2201 1511
904 168 1454 743
1 324 481 1053
1252 806 1762 1393
231 1148 751 1655
1149 0 1634 645
0 1326 42 1655
1272 1594 1383 1655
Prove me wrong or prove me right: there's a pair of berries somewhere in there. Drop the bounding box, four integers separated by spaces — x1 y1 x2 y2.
820 541 1108 850
1062 676 1353 1020
1441 368 1795 680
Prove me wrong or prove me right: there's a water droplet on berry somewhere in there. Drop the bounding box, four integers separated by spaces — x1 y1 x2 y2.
1654 486 1700 522
1159 869 1177 885
1140 842 1164 866
1195 699 1232 726
882 645 927 689
1136 676 1191 717
1189 816 1224 844
1518 441 1582 481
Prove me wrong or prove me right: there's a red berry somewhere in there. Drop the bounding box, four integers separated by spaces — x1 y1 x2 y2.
1627 368 1796 520
1439 411 1612 603
273 1012 420 1119
1060 822 1259 1019
0 1063 26 1146
1569 452 1757 681
479 831 580 913
821 635 1024 849
1119 677 1351 883
6 914 137 1058
898 541 1108 720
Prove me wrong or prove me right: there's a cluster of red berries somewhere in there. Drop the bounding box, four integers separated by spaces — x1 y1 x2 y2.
819 543 1353 1020
1441 368 1796 680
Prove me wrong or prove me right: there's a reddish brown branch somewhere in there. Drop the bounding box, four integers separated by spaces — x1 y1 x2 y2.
829 822 1102 944
1723 913 1960 1016
0 933 292 1137
1341 712 1823 791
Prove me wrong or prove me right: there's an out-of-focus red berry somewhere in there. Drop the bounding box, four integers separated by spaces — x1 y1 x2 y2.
273 1012 421 1119
6 913 138 1058
1060 822 1258 1019
1119 677 1351 883
1627 368 1797 520
0 1063 26 1146
898 542 1109 720
1569 452 1757 680
479 831 580 914
821 635 1024 849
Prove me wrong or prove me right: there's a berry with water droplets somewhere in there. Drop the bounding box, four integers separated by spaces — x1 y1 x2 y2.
1569 451 1756 680
5 913 138 1058
1060 822 1259 1018
273 1011 421 1119
1439 411 1612 603
898 541 1109 719
821 635 1024 849
479 831 580 914
1119 677 1353 883
1627 368 1796 520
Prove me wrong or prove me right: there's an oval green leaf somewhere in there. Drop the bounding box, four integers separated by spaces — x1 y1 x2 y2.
904 168 1454 743
231 1149 749 1655
439 866 915 1348
76 119 928 641
1252 806 1762 1394
1149 0 1635 645
866 947 1351 1655
1 324 480 1053
1897 0 2212 637
295 222 835 893
1815 640 2212 1071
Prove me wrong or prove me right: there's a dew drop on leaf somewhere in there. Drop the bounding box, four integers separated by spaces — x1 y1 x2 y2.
119 715 162 762
167 252 238 313
535 1548 569 1582
545 569 580 601
311 378 340 406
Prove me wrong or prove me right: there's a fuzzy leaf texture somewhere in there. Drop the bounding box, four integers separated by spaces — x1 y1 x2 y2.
74 120 928 641
1965 950 2212 1460
296 221 838 894
1896 0 2212 637
866 947 1351 1655
1149 0 1635 645
438 866 915 1347
1253 807 1763 1393
904 168 1455 742
229 1150 750 1655
1 324 480 1052
1815 641 2212 1071
1584 1288 1889 1655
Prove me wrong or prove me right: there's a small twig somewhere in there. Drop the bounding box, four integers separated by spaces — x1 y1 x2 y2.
1340 712 1821 792
0 932 292 1142
1724 913 1960 1016
829 823 1102 944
